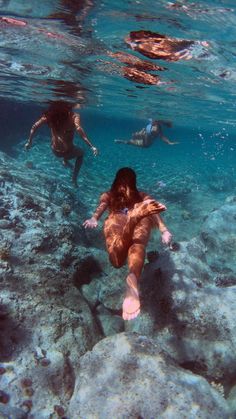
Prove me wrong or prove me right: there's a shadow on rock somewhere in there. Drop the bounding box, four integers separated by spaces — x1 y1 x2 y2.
140 250 183 331
73 255 103 288
0 303 29 362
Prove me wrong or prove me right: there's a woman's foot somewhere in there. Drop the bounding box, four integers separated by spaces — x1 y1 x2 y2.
131 199 166 223
121 199 166 248
122 273 140 321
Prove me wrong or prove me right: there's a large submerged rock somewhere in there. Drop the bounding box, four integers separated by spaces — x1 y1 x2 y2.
68 333 230 419
201 199 236 275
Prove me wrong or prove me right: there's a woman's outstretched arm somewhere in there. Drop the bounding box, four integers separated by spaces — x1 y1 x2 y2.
83 192 109 228
154 213 172 245
25 116 47 149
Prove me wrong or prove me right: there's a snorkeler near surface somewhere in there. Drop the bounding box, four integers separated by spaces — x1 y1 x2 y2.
114 119 179 148
25 101 98 186
125 30 209 62
83 167 172 320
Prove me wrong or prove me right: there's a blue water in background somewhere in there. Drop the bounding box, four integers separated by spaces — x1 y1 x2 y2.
1 3 236 415
0 0 236 242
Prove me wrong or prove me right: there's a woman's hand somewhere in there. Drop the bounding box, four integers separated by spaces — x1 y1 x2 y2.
83 217 98 229
161 230 172 245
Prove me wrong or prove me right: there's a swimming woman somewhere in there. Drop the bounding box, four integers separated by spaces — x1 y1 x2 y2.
83 167 172 320
115 119 178 148
25 101 98 186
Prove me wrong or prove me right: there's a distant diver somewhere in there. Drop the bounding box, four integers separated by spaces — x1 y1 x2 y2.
83 167 172 320
25 101 98 186
114 119 179 148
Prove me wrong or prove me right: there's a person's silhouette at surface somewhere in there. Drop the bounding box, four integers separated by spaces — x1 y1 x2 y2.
83 167 172 320
125 30 209 61
25 101 98 186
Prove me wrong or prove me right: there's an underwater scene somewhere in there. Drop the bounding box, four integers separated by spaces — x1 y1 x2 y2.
0 0 236 418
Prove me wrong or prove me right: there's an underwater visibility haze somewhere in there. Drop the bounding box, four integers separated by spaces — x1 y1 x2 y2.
0 0 236 418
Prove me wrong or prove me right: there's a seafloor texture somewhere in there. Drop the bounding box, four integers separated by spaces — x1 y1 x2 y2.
0 140 236 418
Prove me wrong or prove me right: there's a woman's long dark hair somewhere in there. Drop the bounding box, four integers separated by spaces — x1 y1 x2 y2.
109 167 142 212
44 101 73 127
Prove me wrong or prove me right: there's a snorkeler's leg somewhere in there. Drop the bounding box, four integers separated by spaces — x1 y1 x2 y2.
114 130 145 146
71 147 84 186
123 217 152 320
114 139 130 144
114 139 142 146
128 139 144 147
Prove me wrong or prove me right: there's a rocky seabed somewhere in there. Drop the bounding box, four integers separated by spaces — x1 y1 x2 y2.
0 149 236 418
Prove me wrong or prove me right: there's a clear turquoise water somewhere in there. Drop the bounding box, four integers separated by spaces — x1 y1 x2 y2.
0 0 236 242
0 3 236 414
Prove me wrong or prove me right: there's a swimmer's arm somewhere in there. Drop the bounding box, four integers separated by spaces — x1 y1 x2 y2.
154 213 167 233
92 201 108 221
74 115 98 156
155 214 172 245
158 120 179 143
160 135 179 145
25 116 47 149
83 192 109 228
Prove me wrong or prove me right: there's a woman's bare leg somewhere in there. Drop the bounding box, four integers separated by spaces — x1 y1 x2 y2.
104 199 165 268
65 147 84 186
122 273 140 320
114 139 130 144
114 139 144 147
123 217 153 320
72 149 84 186
104 214 128 268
